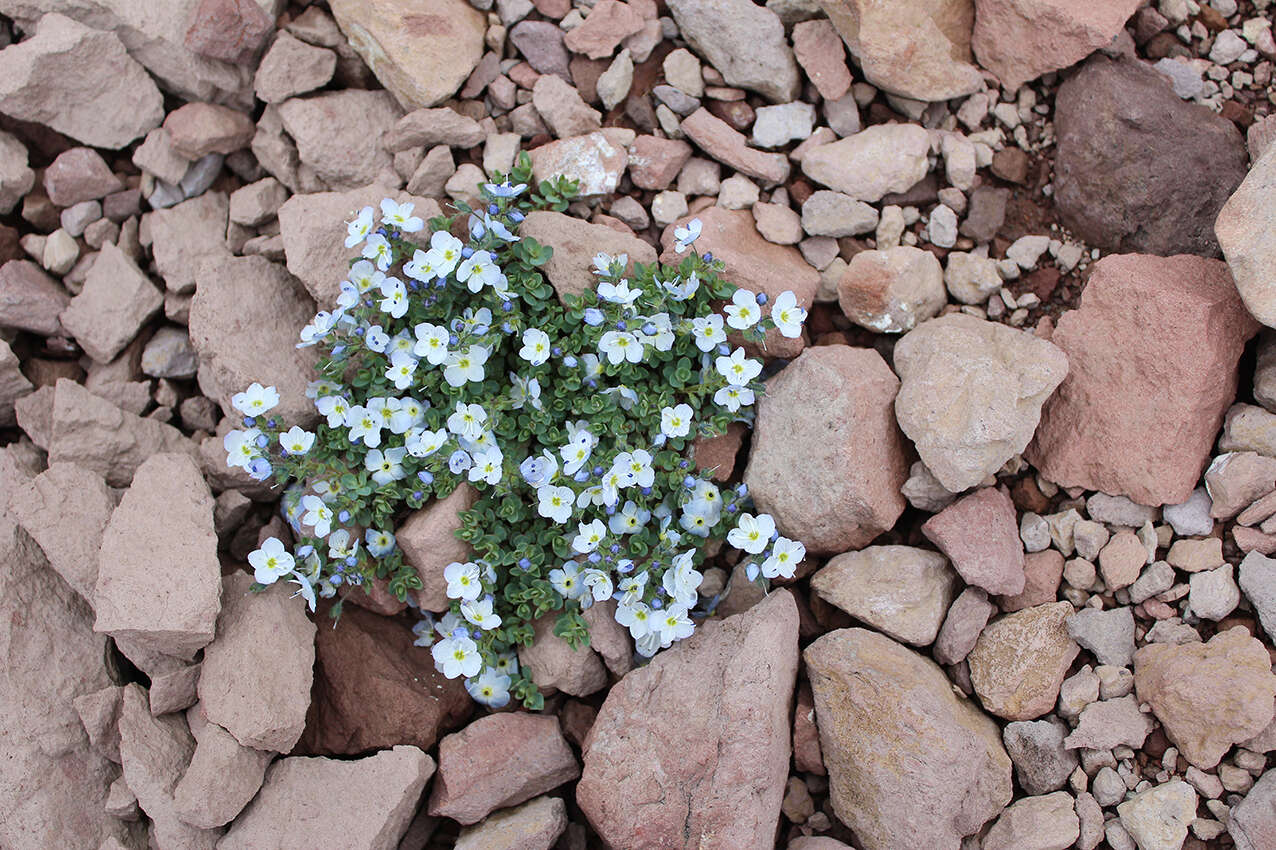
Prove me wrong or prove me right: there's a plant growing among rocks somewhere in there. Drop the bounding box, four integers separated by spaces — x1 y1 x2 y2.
226 157 807 708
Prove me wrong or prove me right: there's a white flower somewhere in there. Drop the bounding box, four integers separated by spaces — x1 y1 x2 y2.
378 276 408 318
315 394 350 428
679 507 713 538
224 428 261 470
771 290 807 338
519 451 559 487
673 218 702 253
641 313 675 351
608 500 650 535
362 233 393 270
715 347 762 386
654 604 695 643
616 449 654 488
662 555 703 608
364 324 390 353
412 618 435 647
615 600 653 639
597 278 642 306
403 248 436 283
385 350 418 390
443 345 489 387
580 568 613 606
444 561 483 601
300 494 333 538
724 288 761 330
727 512 776 555
465 668 512 707
686 480 722 521
713 384 755 412
412 322 450 364
509 372 542 411
348 260 381 292
365 528 396 557
460 596 502 630
660 403 693 439
344 405 383 448
298 311 337 347
690 314 726 352
560 431 593 476
279 426 315 455
423 230 464 278
447 401 487 441
345 206 374 248
456 250 500 293
662 272 699 301
761 536 805 579
326 528 359 562
389 397 426 434
538 484 575 524
571 519 607 554
288 571 317 612
599 330 643 365
468 446 504 485
380 198 424 232
592 251 624 274
432 634 482 679
248 537 294 585
405 427 448 458
618 571 648 606
231 383 280 417
365 447 407 485
367 396 401 431
519 327 552 366
549 561 585 598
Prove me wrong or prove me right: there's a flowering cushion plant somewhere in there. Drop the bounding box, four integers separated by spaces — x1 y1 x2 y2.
229 155 808 709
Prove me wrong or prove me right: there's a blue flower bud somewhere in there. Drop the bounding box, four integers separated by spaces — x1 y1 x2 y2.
435 279 446 289
771 529 780 540
683 475 695 488
717 343 730 355
338 510 351 523
726 503 738 513
509 210 524 222
586 379 597 389
641 486 652 496
588 552 602 563
502 322 514 334
255 434 269 448
331 344 346 357
583 308 604 326
605 504 616 515
703 252 714 262
593 466 604 476
502 300 513 311
418 470 434 485
518 557 531 569
331 573 343 585
461 246 474 258
652 434 667 447
345 555 358 566
651 598 664 610
448 334 459 346
736 483 749 497
353 326 364 335
266 418 276 428
452 627 469 639
642 323 656 335
615 320 627 331
552 346 562 356
610 543 620 554
243 416 255 427
563 355 577 367
573 469 590 482
412 490 423 501
603 554 614 563
756 292 768 305
679 460 690 469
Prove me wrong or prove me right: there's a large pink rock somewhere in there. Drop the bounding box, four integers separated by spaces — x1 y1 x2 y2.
922 487 1026 596
518 611 609 697
519 210 657 302
397 482 479 612
1027 254 1260 506
966 601 1079 721
972 0 1145 92
745 345 907 555
172 716 272 829
577 590 799 848
429 713 579 825
660 207 820 358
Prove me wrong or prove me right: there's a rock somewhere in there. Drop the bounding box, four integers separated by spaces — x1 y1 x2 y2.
1230 769 1276 850
1063 694 1153 750
1128 560 1175 605
509 20 571 78
961 186 1009 242
627 135 692 191
1067 606 1135 667
142 326 199 380
48 379 194 488
198 572 315 753
792 19 852 101
1116 780 1197 850
800 190 878 237
455 795 567 850
147 190 232 295
149 664 201 715
0 131 33 215
967 601 1079 721
1163 487 1214 537
384 108 487 152
836 245 943 333
578 591 798 847
43 147 122 207
528 130 630 196
1053 54 1249 256
278 90 403 191
1027 254 1259 506
0 511 124 850
679 108 791 186
1189 564 1240 620
1134 627 1276 769
753 201 802 244
519 612 609 697
982 791 1080 850
298 602 472 756
255 31 337 103
0 340 31 427
1217 146 1276 329
184 0 275 64
59 243 163 365
563 0 643 58
1221 403 1276 457
1239 550 1276 642
580 598 633 677
933 586 996 665
817 0 983 101
118 684 222 849
752 102 816 149
1207 452 1276 518
744 345 906 555
164 102 255 160
922 487 1025 596
189 255 319 427
973 0 1144 92
8 462 115 606
893 313 1068 491
396 483 480 611
531 75 601 138
521 213 656 303
430 713 579 825
172 718 272 829
229 177 290 227
0 13 163 149
666 0 799 102
94 452 221 661
800 124 931 202
810 545 959 646
1003 719 1078 796
0 259 70 335
804 627 1011 850
328 0 486 109
220 745 434 850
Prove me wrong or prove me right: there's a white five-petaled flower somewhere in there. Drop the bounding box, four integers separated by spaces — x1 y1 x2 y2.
405 427 448 458
443 345 489 387
662 272 699 301
362 233 393 270
348 260 381 292
279 426 315 455
673 218 702 253
248 537 294 585
412 322 450 364
519 327 552 366
770 290 807 338
403 248 436 283
690 314 727 352
345 206 374 248
460 596 502 630
465 668 512 707
447 401 487 441
538 484 575 524
432 633 481 679
714 384 755 412
423 230 463 278
560 431 593 476
715 347 762 386
231 382 280 417
456 250 500 293
380 198 424 232
378 276 408 318
315 394 350 428
660 403 694 439
597 278 642 306
761 536 806 579
444 561 483 601
724 288 761 330
365 447 407 485
468 446 504 485
364 324 390 353
608 500 650 535
571 519 607 554
549 561 584 598
655 604 695 643
599 330 643 365
344 404 383 447
727 512 776 555
300 495 334 538
615 600 653 639
385 350 418 390
365 528 396 557
224 428 261 470
580 568 613 606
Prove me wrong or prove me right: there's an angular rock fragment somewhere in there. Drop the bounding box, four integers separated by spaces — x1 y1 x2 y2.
810 546 958 646
59 243 163 365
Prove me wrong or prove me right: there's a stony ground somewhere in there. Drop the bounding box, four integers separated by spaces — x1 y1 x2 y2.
1 0 1275 849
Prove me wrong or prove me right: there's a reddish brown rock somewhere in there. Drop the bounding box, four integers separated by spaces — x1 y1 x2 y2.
578 591 798 848
254 31 337 104
580 598 633 677
520 210 657 302
519 611 609 697
397 483 479 612
278 90 403 191
59 242 163 364
297 602 471 756
184 0 275 64
563 0 645 59
744 345 906 555
0 259 69 336
1134 626 1276 769
627 134 693 190
1001 550 1064 612
164 102 256 160
429 713 579 825
691 421 746 482
793 681 825 775
1027 254 1259 506
968 602 1080 721
923 487 1026 596
172 717 273 829
792 19 852 101
42 147 122 207
680 108 790 186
